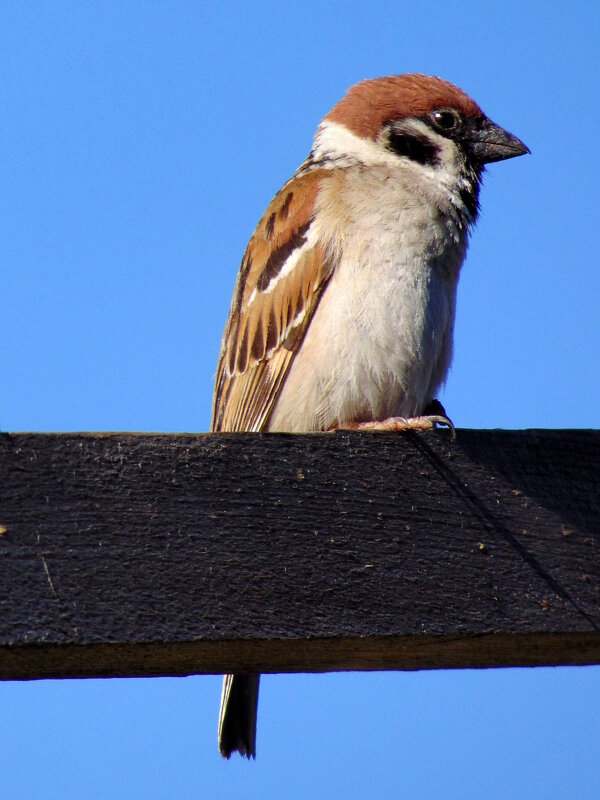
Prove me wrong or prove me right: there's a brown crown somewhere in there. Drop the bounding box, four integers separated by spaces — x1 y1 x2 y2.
324 74 483 139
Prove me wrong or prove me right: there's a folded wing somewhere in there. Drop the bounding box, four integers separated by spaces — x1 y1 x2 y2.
211 169 333 433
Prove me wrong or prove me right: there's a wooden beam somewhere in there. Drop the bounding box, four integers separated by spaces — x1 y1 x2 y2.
1 430 598 680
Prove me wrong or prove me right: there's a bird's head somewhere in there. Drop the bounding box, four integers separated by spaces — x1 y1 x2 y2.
320 73 529 171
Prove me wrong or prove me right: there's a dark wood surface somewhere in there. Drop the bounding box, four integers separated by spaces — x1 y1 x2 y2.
1 429 599 680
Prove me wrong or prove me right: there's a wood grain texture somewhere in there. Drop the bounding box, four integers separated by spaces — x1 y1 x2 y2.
0 429 598 680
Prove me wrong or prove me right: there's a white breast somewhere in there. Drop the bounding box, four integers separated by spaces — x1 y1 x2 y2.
268 165 470 432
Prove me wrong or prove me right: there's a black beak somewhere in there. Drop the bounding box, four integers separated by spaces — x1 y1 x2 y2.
465 117 530 165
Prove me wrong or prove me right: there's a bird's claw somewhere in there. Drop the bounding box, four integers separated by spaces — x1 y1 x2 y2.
333 412 455 438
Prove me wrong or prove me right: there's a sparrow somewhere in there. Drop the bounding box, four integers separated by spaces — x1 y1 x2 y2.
211 73 529 758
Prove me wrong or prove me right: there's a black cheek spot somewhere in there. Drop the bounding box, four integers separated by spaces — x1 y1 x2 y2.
387 131 440 167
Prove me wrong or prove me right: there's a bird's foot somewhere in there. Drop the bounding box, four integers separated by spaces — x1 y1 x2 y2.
333 400 455 437
337 415 451 432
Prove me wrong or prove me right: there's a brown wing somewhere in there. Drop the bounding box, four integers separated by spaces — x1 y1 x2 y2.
211 169 333 432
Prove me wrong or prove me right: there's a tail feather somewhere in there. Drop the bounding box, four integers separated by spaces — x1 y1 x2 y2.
218 674 260 759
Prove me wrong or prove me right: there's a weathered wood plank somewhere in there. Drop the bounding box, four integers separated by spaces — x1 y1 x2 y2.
0 430 598 680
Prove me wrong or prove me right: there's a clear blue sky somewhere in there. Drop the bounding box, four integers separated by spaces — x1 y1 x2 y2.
2 2 599 798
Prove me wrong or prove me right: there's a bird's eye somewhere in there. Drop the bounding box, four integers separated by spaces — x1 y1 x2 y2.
430 109 462 134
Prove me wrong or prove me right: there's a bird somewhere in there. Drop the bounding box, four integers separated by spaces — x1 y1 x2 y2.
211 73 529 758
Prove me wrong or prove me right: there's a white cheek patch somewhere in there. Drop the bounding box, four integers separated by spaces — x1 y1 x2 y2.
314 119 465 185
313 121 395 168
